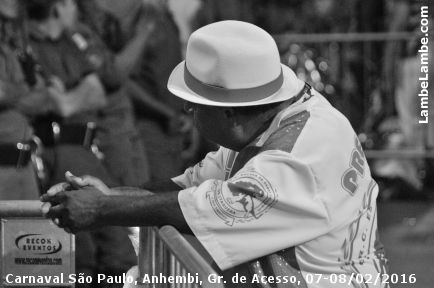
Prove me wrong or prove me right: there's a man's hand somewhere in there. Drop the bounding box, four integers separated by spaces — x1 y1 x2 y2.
41 173 189 232
65 171 112 194
41 187 104 233
41 172 112 233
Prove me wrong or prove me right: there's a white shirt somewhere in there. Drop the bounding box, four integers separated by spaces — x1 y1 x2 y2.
173 92 389 287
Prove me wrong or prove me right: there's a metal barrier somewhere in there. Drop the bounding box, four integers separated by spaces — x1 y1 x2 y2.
0 202 222 288
138 227 224 288
0 200 42 218
0 201 75 287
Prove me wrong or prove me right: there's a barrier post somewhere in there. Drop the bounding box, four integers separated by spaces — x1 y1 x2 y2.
138 227 158 288
0 201 75 287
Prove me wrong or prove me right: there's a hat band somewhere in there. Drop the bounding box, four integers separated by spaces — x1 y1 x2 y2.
184 64 284 103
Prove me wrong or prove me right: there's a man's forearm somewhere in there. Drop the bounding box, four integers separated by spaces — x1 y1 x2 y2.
142 179 183 192
97 191 191 233
110 186 153 196
43 173 189 233
109 179 182 196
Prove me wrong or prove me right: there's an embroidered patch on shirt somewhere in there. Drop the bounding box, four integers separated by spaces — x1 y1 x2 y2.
207 169 277 226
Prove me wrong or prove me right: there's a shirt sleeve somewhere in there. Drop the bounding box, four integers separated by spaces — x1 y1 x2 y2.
171 147 233 188
178 149 330 270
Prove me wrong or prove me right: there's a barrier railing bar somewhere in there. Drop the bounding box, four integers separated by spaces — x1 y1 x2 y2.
365 149 434 159
158 235 167 285
170 255 176 288
0 200 42 217
274 31 417 44
157 226 224 288
138 227 158 288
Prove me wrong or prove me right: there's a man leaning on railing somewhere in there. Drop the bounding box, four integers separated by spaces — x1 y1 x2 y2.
41 21 390 288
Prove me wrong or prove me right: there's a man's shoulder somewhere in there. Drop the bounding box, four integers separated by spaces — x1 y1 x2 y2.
261 94 355 155
261 110 311 154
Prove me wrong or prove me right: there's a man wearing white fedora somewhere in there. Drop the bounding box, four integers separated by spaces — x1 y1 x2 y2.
42 21 389 287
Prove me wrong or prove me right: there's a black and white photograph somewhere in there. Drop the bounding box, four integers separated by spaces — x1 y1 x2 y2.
0 0 433 287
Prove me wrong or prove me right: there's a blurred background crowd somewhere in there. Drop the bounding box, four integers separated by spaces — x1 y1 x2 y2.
0 0 433 287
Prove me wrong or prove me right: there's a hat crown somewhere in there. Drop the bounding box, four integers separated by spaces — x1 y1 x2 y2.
186 21 281 90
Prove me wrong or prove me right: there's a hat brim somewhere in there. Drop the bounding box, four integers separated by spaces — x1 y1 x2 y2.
167 61 306 107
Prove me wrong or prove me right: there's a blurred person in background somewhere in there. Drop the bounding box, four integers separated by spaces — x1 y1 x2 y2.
27 0 152 188
24 0 114 186
374 0 434 197
90 0 195 179
71 0 155 188
0 0 40 200
381 0 434 237
24 0 136 286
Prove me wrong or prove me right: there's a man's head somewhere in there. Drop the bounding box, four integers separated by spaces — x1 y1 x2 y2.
25 0 78 31
0 0 20 19
184 100 288 150
168 21 305 150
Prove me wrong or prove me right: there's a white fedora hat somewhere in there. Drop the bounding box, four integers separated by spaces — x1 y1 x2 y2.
167 20 305 107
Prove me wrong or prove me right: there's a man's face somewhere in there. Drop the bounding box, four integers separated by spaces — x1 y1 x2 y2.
56 0 78 30
0 0 19 19
185 102 234 148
